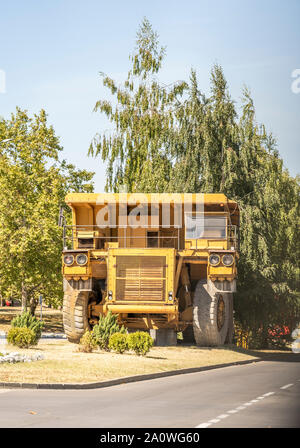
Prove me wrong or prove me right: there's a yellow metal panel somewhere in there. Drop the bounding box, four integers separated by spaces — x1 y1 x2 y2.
118 227 126 248
105 242 119 249
77 231 94 238
208 265 235 276
91 262 107 278
186 239 227 250
107 253 116 300
207 240 227 249
105 304 177 314
167 249 176 297
64 266 88 275
129 226 146 248
90 250 108 257
180 306 193 321
65 192 238 207
75 206 94 226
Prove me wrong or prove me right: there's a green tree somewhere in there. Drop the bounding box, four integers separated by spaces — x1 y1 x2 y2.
233 92 300 346
0 108 94 314
89 17 187 192
168 66 239 193
173 70 300 347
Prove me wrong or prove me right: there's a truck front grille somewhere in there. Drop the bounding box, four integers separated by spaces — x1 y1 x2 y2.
116 256 166 301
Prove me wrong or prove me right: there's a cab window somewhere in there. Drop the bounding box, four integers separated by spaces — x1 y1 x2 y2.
185 215 227 239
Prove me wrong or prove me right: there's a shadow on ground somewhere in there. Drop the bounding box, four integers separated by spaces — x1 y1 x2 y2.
0 306 64 334
177 341 300 363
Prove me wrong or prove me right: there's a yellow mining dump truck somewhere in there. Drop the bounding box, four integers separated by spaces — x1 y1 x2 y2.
61 193 239 346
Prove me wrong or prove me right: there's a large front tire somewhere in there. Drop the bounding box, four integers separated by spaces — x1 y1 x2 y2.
193 280 231 346
63 288 90 343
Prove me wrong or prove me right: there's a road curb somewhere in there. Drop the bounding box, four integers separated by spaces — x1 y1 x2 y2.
0 357 262 390
1 332 67 340
40 333 66 339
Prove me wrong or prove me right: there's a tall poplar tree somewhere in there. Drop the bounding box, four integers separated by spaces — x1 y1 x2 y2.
89 17 187 192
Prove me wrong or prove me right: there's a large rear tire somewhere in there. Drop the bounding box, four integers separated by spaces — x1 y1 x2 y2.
193 280 231 346
63 288 90 343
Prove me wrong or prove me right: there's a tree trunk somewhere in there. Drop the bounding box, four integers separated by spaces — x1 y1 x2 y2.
21 283 27 312
29 297 38 316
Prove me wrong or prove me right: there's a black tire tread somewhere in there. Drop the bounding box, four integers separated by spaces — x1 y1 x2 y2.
193 280 231 346
63 288 90 343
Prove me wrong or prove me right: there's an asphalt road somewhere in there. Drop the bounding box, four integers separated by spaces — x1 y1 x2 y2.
0 357 299 428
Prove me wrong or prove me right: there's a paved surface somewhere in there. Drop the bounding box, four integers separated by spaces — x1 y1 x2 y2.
0 358 299 428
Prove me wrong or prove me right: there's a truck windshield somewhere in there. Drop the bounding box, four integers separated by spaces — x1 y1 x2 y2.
185 215 227 239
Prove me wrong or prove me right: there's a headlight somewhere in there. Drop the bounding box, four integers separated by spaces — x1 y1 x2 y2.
209 254 220 266
76 254 88 266
64 254 74 266
222 254 234 266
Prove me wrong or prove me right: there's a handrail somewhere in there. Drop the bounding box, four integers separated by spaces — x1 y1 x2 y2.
62 224 239 251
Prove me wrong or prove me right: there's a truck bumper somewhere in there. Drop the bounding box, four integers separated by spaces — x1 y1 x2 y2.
105 303 178 314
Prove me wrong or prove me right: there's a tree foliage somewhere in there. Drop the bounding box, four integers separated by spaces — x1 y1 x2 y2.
91 19 300 348
0 108 94 313
89 17 187 192
11 310 44 339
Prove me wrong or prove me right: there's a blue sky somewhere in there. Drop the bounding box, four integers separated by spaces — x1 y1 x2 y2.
0 0 299 191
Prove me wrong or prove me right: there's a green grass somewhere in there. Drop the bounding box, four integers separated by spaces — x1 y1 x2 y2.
0 339 259 384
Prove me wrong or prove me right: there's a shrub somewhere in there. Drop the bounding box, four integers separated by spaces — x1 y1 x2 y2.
108 332 128 354
267 325 291 349
7 327 37 348
92 311 126 350
127 331 153 356
78 330 97 353
11 311 44 340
